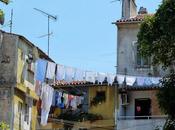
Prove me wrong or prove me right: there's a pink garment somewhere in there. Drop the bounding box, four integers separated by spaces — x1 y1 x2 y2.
68 95 74 107
70 96 77 110
35 80 41 96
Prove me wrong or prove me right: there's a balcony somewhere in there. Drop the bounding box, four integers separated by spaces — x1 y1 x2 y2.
117 115 167 130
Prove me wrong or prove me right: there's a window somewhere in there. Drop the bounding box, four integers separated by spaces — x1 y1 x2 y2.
90 91 106 106
136 47 150 67
27 71 34 84
121 93 129 105
24 104 29 124
133 41 150 68
18 102 22 130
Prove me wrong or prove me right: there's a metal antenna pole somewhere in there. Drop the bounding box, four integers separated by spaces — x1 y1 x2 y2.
10 9 13 33
48 16 50 56
34 8 57 56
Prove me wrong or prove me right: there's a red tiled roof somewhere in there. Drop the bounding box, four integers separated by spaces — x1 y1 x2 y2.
51 81 111 87
114 14 153 24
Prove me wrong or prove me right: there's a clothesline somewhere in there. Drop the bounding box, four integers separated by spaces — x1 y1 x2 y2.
36 59 161 87
36 59 115 84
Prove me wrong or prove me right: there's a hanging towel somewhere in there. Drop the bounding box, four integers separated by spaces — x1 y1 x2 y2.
85 71 97 83
56 64 65 81
107 73 115 84
136 77 144 86
40 84 54 126
63 93 69 108
65 66 75 82
126 76 136 86
40 83 54 111
117 75 125 84
74 69 85 81
151 77 161 85
41 109 49 126
36 59 47 82
97 72 106 83
144 77 152 86
46 61 56 79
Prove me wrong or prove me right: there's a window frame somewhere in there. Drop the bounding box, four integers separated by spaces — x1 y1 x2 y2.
133 41 151 68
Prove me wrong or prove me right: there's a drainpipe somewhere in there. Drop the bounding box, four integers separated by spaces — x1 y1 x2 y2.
114 66 119 130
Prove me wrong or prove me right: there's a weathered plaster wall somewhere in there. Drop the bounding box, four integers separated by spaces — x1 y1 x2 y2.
89 86 115 120
117 23 153 76
0 88 12 126
117 23 169 77
0 32 18 84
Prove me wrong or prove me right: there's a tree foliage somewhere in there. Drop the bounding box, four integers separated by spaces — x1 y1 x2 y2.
137 0 175 68
0 121 10 130
157 72 175 119
0 0 10 5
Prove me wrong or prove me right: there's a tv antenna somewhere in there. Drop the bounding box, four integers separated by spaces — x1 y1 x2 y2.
34 8 57 56
10 9 13 33
110 0 120 3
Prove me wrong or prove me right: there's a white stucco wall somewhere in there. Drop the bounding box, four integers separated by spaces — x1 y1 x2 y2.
117 118 166 130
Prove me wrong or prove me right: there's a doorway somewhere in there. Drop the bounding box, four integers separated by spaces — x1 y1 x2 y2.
135 98 151 119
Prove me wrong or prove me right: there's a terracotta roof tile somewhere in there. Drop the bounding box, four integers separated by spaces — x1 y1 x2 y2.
114 14 153 24
51 80 112 87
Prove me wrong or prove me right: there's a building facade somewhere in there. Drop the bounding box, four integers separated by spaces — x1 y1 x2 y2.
113 0 167 130
0 30 52 130
38 83 116 130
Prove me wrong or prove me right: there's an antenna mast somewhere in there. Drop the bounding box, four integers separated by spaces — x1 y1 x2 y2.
10 9 13 33
34 8 57 56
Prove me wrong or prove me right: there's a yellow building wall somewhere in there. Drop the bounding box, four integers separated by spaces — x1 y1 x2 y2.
38 86 116 130
14 47 38 130
13 91 24 130
88 86 115 120
31 104 37 130
17 48 24 84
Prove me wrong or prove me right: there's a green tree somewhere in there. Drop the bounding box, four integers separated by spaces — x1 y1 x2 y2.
0 0 10 25
0 0 10 5
0 121 10 130
137 0 175 68
157 72 175 130
157 72 175 119
137 1 175 129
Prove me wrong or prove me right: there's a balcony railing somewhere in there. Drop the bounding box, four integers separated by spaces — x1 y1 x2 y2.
118 115 167 120
117 115 167 130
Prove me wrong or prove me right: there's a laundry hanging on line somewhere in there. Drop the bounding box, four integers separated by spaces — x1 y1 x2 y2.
35 59 161 87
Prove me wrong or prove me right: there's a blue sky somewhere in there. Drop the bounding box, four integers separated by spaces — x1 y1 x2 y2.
1 0 162 73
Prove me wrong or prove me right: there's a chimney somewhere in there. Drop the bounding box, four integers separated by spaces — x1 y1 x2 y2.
122 0 137 18
138 7 148 14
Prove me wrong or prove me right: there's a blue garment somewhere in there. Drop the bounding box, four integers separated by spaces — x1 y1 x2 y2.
55 91 62 107
52 91 56 106
36 59 47 82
